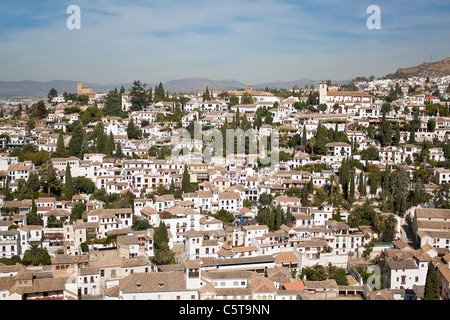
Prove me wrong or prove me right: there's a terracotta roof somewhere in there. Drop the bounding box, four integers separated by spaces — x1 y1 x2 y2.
248 275 277 293
281 281 308 291
118 272 187 293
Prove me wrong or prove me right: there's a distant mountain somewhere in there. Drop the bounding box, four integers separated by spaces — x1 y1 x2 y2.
386 57 450 79
0 77 353 98
253 79 351 90
162 78 246 93
0 80 133 98
163 78 352 93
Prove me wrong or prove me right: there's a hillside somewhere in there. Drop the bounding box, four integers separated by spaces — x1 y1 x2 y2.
387 57 450 78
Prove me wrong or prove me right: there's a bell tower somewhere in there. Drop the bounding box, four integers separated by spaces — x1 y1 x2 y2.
319 81 327 105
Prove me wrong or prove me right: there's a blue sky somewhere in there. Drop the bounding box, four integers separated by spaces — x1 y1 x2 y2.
0 0 449 85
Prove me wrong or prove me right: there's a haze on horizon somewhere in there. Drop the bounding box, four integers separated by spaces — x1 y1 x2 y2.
0 0 449 85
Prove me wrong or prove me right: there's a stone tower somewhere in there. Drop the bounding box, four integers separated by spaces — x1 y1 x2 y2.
319 81 327 105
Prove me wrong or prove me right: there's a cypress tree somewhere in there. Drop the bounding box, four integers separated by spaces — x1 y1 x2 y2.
378 111 392 147
69 121 84 159
395 186 407 216
109 132 115 151
64 162 74 201
358 171 365 198
395 126 400 146
382 165 391 200
340 157 350 200
182 165 194 193
127 119 141 140
410 125 416 144
115 143 124 159
104 134 113 156
169 179 175 194
56 132 66 157
367 123 374 139
27 197 42 226
154 221 169 250
302 125 307 146
3 180 12 201
424 262 440 300
349 170 355 203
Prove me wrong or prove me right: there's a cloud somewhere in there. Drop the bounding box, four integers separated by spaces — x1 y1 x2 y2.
0 0 449 84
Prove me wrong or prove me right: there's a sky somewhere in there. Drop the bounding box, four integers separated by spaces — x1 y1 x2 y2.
0 0 449 85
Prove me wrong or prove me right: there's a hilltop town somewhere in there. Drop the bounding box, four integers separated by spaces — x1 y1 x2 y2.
0 75 449 301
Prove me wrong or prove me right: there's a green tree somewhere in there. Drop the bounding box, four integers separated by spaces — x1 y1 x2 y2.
358 171 366 198
427 119 436 132
131 217 151 231
127 119 142 140
424 262 440 300
73 176 96 195
55 132 68 157
71 201 86 222
214 209 235 224
181 165 195 193
395 125 400 146
301 264 327 281
349 171 355 203
36 100 47 119
241 92 254 104
381 227 395 242
81 105 103 125
22 244 51 266
153 243 175 265
395 186 407 216
64 162 74 201
154 221 169 250
39 161 62 196
48 88 58 102
94 122 105 153
115 143 124 159
154 82 166 103
27 197 43 226
103 88 122 117
340 157 351 200
361 146 379 160
69 121 84 159
377 111 392 147
203 86 211 101
26 172 41 196
130 80 148 111
229 94 239 107
367 123 374 139
348 202 377 228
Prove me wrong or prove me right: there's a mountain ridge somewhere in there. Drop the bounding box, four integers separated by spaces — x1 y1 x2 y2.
0 77 351 98
386 57 450 79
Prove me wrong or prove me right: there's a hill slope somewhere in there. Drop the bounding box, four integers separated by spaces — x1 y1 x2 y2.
387 57 450 78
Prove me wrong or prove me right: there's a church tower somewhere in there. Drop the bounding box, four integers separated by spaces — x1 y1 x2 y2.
319 81 327 105
185 260 202 289
77 81 82 95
